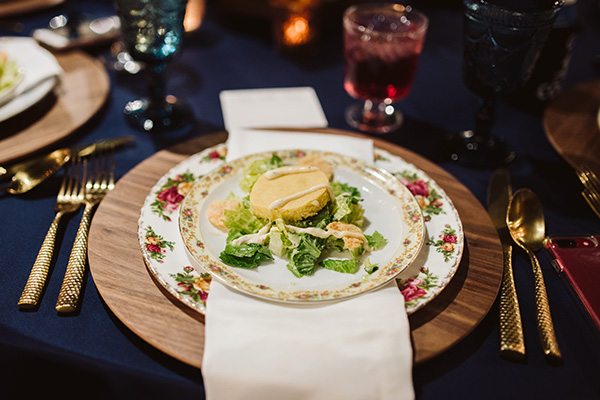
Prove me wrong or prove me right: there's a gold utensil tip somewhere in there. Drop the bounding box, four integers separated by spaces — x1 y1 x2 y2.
576 165 600 219
486 168 525 360
55 149 116 313
507 188 562 362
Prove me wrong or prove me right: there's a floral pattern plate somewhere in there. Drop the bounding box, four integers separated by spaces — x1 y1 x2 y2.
178 150 425 303
138 144 463 314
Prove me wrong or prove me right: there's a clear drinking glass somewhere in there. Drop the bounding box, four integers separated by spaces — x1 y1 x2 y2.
343 3 428 134
447 0 563 167
115 0 191 132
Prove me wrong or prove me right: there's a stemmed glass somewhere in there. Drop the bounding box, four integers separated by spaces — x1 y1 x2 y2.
447 0 563 167
114 0 191 132
343 3 428 134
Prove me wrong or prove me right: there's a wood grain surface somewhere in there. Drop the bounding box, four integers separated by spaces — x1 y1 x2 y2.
0 0 63 17
0 49 110 164
544 79 600 174
88 130 503 368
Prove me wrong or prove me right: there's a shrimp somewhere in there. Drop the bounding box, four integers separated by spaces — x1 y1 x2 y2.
206 199 241 232
326 221 365 249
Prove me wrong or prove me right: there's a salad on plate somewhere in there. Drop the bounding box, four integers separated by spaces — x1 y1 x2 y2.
0 51 23 105
208 154 388 277
179 150 424 303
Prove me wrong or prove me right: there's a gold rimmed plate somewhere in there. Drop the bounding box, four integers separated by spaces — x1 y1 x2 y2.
137 144 464 314
177 149 425 303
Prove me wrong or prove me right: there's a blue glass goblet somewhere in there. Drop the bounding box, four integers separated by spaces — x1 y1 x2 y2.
115 0 191 132
448 0 563 167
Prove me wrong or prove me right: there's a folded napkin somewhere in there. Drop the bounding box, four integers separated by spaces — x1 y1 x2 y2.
220 87 328 132
226 128 373 162
0 37 62 102
201 130 415 400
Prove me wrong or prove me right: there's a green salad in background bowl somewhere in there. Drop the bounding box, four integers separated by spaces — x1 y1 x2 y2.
0 51 24 106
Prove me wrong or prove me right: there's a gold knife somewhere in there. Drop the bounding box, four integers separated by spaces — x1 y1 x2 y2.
0 136 134 194
487 168 526 360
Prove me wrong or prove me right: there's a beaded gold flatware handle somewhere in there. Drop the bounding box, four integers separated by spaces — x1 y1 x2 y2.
18 160 83 309
527 248 562 361
55 203 94 312
18 212 66 308
56 150 115 313
498 244 526 359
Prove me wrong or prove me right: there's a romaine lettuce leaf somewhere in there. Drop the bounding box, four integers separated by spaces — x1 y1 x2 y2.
223 203 267 235
220 243 273 269
366 231 387 250
364 258 379 274
286 234 326 277
290 205 332 229
331 182 364 226
239 154 284 192
320 259 359 274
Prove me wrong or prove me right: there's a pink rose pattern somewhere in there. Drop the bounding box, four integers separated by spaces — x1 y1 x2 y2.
151 171 196 221
201 149 227 162
398 267 438 305
394 170 458 304
427 224 458 262
395 171 444 222
170 265 211 305
144 226 175 263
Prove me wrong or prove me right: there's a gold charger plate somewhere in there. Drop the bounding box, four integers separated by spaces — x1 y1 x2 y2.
88 130 503 367
0 49 109 165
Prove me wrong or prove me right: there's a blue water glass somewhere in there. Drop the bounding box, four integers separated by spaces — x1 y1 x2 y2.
463 0 563 98
447 0 562 168
115 0 191 132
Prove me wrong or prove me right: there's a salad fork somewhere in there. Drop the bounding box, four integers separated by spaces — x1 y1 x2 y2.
55 149 115 312
18 159 84 308
575 164 600 219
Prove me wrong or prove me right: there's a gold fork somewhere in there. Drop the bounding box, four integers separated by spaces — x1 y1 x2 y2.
575 164 600 218
18 159 84 308
55 149 115 312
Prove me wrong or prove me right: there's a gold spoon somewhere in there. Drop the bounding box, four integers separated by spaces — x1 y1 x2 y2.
2 148 72 194
0 136 134 194
507 188 562 361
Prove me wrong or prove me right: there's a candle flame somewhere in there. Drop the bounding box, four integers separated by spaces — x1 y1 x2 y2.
283 15 310 46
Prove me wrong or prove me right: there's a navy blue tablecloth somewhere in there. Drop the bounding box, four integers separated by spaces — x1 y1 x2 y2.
1 0 600 398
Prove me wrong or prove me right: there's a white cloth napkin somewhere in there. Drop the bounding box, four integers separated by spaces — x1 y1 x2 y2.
220 87 328 132
0 37 62 102
201 130 415 400
226 128 374 163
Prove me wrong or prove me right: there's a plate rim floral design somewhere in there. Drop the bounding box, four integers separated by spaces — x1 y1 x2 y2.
178 149 425 304
374 148 465 314
137 144 464 315
138 145 228 314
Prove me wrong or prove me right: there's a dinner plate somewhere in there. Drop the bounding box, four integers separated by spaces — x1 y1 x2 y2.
138 144 464 314
0 37 59 123
179 149 425 303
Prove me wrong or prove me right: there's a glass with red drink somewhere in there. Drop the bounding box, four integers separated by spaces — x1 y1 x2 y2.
343 3 428 134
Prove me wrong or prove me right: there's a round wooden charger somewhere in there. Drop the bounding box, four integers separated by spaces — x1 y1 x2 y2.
0 0 63 18
0 49 110 164
544 79 600 173
88 130 502 367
